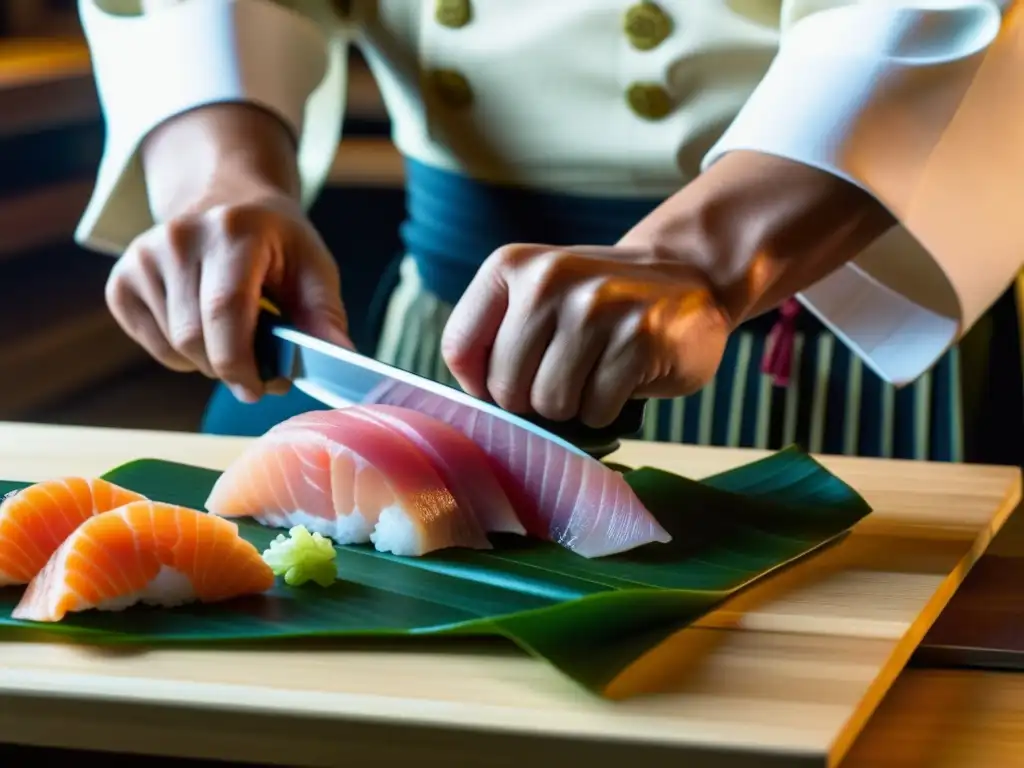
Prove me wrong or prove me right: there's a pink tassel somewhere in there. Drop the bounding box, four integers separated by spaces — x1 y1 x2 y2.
761 299 801 387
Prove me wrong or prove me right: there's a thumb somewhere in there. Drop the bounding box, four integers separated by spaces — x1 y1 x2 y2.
285 259 354 350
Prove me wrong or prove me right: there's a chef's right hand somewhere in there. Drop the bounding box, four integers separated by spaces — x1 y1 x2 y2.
103 104 352 404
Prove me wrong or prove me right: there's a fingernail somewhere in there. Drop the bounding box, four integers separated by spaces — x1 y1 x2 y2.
229 385 259 404
266 378 292 396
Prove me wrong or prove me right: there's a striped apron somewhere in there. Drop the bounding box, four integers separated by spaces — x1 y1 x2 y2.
202 158 972 463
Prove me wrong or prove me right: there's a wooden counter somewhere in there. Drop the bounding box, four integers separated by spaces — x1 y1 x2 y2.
0 421 1019 767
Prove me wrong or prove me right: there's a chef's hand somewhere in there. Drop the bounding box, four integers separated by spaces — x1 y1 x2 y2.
106 195 350 402
103 104 351 403
441 152 895 427
440 244 731 428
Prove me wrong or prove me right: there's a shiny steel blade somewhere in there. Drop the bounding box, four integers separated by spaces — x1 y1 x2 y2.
271 327 588 456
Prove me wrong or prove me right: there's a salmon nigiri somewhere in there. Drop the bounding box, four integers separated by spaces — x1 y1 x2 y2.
205 408 493 557
0 477 147 586
12 501 274 623
363 382 672 558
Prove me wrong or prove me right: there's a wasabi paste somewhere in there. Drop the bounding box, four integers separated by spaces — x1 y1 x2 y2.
262 525 338 587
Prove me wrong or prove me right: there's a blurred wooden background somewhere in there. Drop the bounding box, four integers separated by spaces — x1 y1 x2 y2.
0 4 404 433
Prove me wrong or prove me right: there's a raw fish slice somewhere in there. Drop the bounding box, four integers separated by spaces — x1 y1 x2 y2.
202 426 353 538
207 410 493 556
11 501 274 623
362 382 672 558
284 405 526 536
0 477 147 586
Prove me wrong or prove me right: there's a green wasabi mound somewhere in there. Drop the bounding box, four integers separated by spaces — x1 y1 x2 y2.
262 525 338 587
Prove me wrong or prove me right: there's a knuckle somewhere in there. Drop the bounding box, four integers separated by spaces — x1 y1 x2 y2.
215 202 274 241
203 288 248 322
486 378 520 412
531 251 586 302
532 392 574 422
620 311 652 346
104 269 132 312
576 284 609 323
168 321 204 354
439 333 469 369
164 216 200 255
491 243 529 271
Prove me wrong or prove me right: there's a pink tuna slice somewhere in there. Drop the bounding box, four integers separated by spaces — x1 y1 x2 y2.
210 409 492 553
360 382 672 558
342 404 526 536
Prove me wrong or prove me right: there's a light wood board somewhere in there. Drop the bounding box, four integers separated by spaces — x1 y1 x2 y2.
0 422 1018 767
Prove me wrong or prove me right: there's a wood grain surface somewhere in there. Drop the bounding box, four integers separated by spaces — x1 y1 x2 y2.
0 422 1018 767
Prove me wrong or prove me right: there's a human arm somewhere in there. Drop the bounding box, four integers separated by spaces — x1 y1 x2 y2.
442 0 1023 425
77 0 348 248
440 150 893 427
702 0 1024 386
77 0 354 399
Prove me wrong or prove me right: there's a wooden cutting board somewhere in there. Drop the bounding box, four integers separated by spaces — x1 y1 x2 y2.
0 422 1019 768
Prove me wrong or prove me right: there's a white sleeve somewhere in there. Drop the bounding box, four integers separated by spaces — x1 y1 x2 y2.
702 0 1024 386
76 0 350 255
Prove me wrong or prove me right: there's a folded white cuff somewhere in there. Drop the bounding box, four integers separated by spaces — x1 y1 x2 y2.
704 1 1012 386
76 0 336 254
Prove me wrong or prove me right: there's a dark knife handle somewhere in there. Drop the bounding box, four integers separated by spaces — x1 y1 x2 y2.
252 299 648 453
254 297 287 383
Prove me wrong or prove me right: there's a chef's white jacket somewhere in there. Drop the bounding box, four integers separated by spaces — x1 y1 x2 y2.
75 0 1024 387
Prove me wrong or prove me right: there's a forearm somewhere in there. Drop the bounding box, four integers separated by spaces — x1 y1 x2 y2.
621 151 895 328
75 0 340 253
142 103 302 222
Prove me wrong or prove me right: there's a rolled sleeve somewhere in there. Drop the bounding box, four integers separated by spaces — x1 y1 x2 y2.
703 0 1024 386
76 0 348 254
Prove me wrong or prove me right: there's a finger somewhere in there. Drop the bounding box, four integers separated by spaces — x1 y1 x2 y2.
579 327 647 428
265 378 292 396
485 298 557 413
107 280 196 372
441 255 509 399
163 256 215 378
106 260 195 373
529 324 608 422
288 257 353 350
199 239 269 401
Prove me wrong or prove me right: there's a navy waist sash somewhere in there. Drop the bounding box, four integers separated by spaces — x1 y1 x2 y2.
400 158 666 305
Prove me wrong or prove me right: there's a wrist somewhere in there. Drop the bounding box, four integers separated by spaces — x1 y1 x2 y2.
621 151 895 327
142 102 302 221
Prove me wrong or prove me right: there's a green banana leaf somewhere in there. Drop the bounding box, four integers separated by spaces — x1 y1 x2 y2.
0 447 871 695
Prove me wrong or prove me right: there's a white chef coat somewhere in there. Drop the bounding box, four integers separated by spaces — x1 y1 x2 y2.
75 0 1024 388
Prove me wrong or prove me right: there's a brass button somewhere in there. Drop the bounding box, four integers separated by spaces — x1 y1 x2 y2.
626 82 673 120
623 2 673 51
429 69 474 108
436 0 472 28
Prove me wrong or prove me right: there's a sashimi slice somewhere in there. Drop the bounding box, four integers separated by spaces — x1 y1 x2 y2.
362 382 672 558
11 501 274 623
282 405 525 536
206 409 492 556
0 477 147 586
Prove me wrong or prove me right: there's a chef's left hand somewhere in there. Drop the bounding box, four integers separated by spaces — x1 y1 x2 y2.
440 244 731 428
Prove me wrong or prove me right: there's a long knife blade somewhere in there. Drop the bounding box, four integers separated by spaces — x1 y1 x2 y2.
253 303 647 457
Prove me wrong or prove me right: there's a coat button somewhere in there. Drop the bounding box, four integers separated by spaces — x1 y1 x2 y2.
626 82 673 120
623 2 673 51
428 69 474 108
435 0 472 28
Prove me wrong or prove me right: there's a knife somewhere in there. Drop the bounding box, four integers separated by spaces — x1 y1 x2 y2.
252 299 647 458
